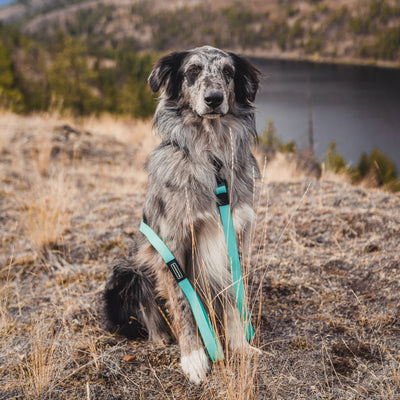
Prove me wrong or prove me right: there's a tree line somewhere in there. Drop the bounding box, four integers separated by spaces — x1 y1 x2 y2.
0 24 156 117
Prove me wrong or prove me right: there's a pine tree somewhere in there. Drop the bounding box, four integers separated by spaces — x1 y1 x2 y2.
0 39 24 111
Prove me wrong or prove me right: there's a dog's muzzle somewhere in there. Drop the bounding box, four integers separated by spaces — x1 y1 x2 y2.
202 90 226 117
205 90 224 109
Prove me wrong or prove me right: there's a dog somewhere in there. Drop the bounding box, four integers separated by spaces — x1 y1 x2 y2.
104 46 261 384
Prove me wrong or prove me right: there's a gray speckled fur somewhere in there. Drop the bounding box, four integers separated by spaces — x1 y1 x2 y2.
104 46 260 381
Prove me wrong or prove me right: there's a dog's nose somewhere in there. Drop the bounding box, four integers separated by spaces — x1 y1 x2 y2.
204 91 224 109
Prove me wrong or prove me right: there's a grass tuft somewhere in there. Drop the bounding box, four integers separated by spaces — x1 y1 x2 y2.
18 170 74 253
18 321 60 399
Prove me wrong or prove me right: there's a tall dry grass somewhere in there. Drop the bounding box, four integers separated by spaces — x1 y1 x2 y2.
18 170 75 252
17 321 61 399
0 260 16 347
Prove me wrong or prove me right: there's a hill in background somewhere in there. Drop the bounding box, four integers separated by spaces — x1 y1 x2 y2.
1 0 400 65
1 0 399 118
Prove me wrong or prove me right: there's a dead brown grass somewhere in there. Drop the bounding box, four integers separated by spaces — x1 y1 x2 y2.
0 112 399 399
18 320 60 399
18 170 75 253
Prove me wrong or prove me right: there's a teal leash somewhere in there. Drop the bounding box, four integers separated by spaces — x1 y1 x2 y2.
215 183 254 341
139 175 254 361
139 221 224 362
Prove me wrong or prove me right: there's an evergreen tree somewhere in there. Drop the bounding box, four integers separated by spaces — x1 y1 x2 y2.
0 39 24 111
48 36 101 115
325 141 346 173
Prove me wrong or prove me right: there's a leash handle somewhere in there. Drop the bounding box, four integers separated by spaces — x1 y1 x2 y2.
139 221 224 362
216 184 255 341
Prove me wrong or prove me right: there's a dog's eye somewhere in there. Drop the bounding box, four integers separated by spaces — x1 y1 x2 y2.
223 68 234 79
189 66 200 74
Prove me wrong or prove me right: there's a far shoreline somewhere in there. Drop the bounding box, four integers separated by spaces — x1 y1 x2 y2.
236 48 400 71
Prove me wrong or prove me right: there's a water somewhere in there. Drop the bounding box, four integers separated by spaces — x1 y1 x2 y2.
253 58 400 169
0 0 17 7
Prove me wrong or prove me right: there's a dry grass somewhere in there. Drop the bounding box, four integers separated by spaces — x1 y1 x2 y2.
80 114 156 146
18 170 75 253
17 320 60 399
257 151 308 182
0 261 16 346
320 164 352 185
0 111 399 399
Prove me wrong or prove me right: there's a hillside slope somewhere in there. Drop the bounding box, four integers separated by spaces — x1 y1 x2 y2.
1 0 400 66
0 113 399 399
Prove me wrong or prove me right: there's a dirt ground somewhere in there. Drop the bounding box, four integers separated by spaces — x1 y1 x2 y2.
0 113 399 399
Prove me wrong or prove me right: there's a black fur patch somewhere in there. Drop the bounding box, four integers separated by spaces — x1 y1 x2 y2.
148 51 189 100
104 258 165 339
229 53 261 106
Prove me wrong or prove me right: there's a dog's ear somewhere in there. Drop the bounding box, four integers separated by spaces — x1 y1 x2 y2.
148 51 189 99
229 53 260 106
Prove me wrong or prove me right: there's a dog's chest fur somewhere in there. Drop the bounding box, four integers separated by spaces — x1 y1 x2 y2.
142 115 256 292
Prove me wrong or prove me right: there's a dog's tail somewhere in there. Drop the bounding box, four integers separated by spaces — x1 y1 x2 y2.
103 258 169 341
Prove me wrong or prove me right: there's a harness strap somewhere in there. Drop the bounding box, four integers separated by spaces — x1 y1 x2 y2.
216 183 255 341
139 221 224 362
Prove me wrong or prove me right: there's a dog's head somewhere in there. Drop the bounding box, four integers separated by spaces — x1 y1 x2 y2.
148 46 260 118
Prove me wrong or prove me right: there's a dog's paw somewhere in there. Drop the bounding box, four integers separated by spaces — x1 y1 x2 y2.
180 348 209 384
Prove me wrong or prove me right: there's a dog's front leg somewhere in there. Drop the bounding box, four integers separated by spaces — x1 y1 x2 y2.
142 242 209 384
175 293 210 384
162 266 209 384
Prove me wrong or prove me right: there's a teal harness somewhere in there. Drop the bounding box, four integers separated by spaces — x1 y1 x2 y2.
140 174 254 362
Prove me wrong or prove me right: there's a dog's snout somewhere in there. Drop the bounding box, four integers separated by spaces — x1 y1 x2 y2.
204 91 224 109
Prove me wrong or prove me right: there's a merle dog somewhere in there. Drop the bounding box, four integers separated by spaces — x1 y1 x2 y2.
104 46 261 383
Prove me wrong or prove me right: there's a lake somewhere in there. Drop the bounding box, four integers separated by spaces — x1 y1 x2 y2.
253 58 400 170
0 0 16 7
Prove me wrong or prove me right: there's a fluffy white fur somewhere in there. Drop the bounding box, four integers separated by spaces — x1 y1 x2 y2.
180 348 210 384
